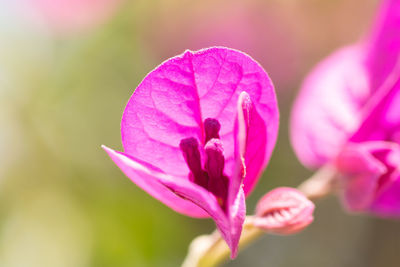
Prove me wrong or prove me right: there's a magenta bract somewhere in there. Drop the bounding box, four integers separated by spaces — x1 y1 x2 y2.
290 0 400 217
336 141 400 217
103 47 279 257
254 187 314 235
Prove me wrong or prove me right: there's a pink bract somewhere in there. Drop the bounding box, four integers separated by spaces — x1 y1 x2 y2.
336 141 400 217
290 45 369 168
290 0 400 217
103 47 279 257
254 187 314 235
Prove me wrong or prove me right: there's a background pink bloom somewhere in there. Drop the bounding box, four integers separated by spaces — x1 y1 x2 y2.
103 47 279 256
290 0 400 217
25 0 123 34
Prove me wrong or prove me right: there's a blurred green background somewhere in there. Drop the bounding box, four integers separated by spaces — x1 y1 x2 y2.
1 0 399 266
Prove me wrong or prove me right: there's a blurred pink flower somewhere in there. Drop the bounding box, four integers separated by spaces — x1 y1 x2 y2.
335 142 400 215
26 0 122 34
254 187 314 235
103 47 279 257
290 0 400 217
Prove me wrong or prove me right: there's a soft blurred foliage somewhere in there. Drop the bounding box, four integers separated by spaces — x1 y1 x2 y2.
1 0 399 266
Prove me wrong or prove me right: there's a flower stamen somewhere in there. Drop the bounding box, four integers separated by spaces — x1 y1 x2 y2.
180 118 229 209
204 118 221 143
180 137 209 188
205 138 228 210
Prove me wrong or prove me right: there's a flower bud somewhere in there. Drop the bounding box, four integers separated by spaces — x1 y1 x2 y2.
253 187 315 235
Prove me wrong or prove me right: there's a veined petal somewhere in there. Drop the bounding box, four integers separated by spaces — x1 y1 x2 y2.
102 145 208 218
229 91 250 209
220 90 275 257
174 181 245 258
103 145 244 256
223 91 272 257
231 91 276 199
121 47 278 178
290 45 369 168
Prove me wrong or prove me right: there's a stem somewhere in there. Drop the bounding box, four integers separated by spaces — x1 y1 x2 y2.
182 218 264 267
298 164 337 201
181 165 338 267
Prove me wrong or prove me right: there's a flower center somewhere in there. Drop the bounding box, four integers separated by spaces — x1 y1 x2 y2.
179 118 228 209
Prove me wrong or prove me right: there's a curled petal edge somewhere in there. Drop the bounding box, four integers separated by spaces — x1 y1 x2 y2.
102 145 245 257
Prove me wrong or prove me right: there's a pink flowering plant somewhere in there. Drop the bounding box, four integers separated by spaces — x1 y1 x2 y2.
103 3 400 262
103 47 316 265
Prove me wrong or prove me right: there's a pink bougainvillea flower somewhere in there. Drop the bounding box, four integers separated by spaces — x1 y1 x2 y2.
103 47 279 257
253 187 314 235
290 0 400 217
